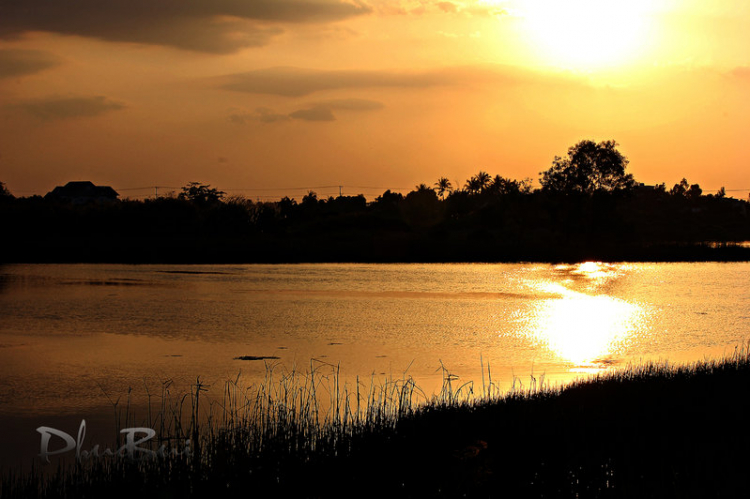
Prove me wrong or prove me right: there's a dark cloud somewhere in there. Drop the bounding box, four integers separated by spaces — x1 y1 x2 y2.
290 99 384 121
230 107 291 124
289 105 336 121
0 49 61 79
17 95 126 120
220 65 570 97
221 67 451 96
230 98 384 124
0 0 372 53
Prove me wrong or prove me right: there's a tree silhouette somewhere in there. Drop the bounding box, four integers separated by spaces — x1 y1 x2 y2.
488 175 533 196
687 183 703 200
465 171 491 195
540 140 635 195
178 182 225 204
0 181 13 200
434 177 453 200
403 184 442 227
302 190 318 206
669 178 699 198
670 178 687 197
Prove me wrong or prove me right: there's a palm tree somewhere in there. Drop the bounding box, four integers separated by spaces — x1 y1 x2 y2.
476 171 491 192
465 177 481 195
434 177 453 200
465 171 491 195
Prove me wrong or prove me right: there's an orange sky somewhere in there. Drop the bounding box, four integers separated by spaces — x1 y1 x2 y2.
0 0 748 200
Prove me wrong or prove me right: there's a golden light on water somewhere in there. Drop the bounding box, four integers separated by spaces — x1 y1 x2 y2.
525 263 648 367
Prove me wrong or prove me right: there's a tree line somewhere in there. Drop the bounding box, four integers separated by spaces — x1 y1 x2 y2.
2 140 749 263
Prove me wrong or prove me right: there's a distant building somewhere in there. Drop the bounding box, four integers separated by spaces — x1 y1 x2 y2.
45 181 119 204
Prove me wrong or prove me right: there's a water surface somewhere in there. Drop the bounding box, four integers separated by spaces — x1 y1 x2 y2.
1 262 748 467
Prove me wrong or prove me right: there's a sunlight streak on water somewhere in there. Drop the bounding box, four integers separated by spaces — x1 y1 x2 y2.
523 263 649 367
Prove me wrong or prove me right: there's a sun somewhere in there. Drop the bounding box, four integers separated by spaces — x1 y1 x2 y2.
509 0 654 70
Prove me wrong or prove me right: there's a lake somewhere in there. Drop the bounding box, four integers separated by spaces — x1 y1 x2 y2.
1 262 749 468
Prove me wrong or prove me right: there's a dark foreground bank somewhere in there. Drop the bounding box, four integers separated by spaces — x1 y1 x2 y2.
4 349 750 499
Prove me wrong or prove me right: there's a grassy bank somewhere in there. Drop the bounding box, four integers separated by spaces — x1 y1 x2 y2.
4 351 750 498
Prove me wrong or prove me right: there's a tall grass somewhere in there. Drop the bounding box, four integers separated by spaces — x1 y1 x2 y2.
4 348 750 498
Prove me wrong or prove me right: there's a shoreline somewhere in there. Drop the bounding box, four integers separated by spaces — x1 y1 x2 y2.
3 240 750 265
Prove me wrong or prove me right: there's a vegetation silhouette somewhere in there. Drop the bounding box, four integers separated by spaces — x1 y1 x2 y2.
0 181 13 200
2 140 749 263
540 140 635 194
178 182 225 205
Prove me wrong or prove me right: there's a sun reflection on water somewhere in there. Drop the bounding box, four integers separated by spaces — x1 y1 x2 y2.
525 262 648 368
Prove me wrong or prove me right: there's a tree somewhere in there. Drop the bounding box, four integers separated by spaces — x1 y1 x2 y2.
375 189 403 205
464 171 491 195
687 183 703 200
716 187 726 198
403 183 442 227
434 177 453 200
488 175 533 196
540 140 635 195
670 178 689 197
0 181 13 200
178 182 225 204
302 190 318 207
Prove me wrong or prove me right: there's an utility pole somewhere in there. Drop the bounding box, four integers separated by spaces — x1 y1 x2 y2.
339 185 343 197
154 186 158 198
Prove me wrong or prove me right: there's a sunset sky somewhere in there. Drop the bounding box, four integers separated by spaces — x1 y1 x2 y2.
0 0 748 200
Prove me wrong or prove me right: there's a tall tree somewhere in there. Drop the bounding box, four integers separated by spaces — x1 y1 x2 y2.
434 177 453 200
540 140 635 195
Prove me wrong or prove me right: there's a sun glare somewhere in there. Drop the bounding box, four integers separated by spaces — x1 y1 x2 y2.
534 286 643 365
509 0 654 70
523 263 648 366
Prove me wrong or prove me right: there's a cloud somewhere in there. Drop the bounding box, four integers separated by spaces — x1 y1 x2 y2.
290 99 384 121
437 2 460 14
0 49 61 79
0 0 372 53
221 66 457 96
230 107 291 124
230 98 384 124
220 65 575 97
289 106 336 121
368 0 505 17
17 95 126 120
731 66 750 80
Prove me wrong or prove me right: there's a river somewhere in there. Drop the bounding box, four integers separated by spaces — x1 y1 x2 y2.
1 262 748 468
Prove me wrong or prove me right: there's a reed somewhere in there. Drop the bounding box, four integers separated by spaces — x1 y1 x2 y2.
4 347 750 498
